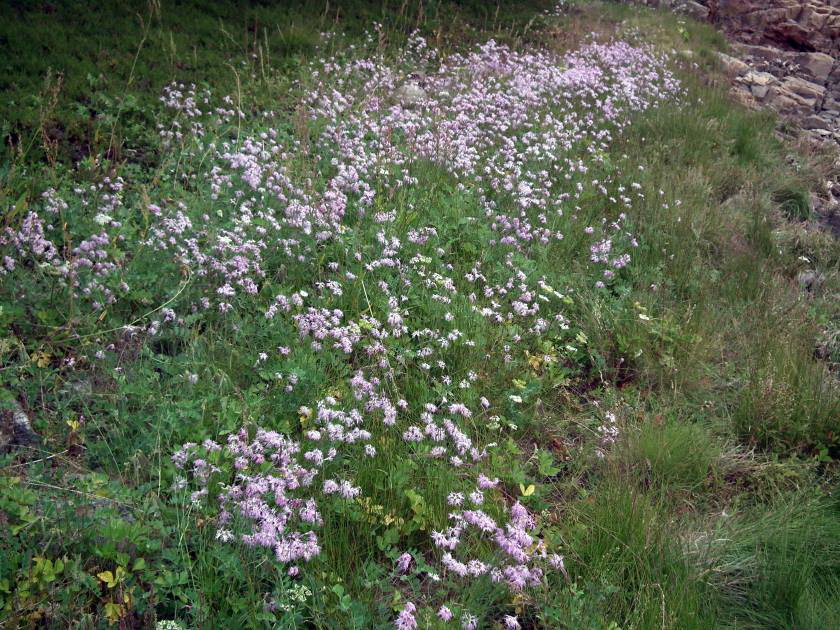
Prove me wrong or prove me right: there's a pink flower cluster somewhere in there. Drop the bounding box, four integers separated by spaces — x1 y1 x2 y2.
1 178 132 311
155 34 681 626
0 18 683 626
173 427 359 565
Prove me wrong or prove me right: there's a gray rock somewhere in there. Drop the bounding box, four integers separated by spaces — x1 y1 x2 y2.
738 44 788 62
715 51 750 77
768 89 809 114
780 76 826 108
767 76 827 114
740 70 776 99
796 270 824 291
0 397 40 454
730 85 757 108
676 0 709 20
794 52 836 83
768 20 813 51
742 70 776 86
60 378 93 397
801 114 833 130
393 82 427 109
751 83 771 99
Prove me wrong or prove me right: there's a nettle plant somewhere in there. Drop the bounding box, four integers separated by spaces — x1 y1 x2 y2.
2 28 681 626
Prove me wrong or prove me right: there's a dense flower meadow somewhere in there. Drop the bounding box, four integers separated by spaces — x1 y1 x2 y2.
2 30 681 626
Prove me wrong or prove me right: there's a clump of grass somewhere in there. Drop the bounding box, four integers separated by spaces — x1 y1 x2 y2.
616 416 722 497
563 482 713 628
691 495 840 628
730 115 771 166
773 185 812 221
733 340 840 455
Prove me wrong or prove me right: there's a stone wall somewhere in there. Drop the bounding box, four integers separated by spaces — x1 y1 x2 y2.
632 0 840 232
639 0 840 142
640 1 840 55
714 0 840 56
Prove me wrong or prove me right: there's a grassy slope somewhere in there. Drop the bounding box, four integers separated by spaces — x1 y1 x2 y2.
1 1 840 628
0 0 544 168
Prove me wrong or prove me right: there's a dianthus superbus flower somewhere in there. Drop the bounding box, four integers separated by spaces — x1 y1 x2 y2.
395 602 417 629
396 552 412 574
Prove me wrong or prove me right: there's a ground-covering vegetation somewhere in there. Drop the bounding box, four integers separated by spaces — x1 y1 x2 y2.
2 1 839 628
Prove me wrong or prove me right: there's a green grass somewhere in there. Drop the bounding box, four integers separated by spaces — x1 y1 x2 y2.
695 495 840 629
0 0 552 168
1 0 840 628
617 416 722 497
